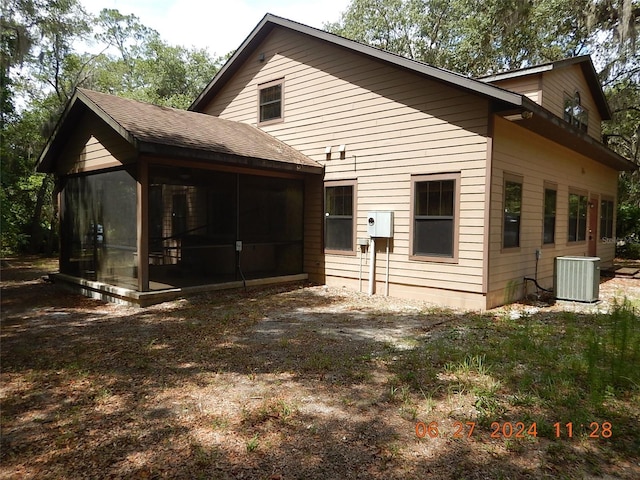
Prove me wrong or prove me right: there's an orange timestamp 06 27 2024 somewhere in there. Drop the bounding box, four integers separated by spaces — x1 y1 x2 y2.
415 421 613 439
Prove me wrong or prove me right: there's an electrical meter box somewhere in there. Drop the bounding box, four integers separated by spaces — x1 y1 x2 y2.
367 211 394 237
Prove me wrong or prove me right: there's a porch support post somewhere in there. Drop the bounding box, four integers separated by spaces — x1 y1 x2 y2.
137 158 150 292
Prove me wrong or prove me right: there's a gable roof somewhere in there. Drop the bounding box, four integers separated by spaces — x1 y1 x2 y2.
189 14 524 112
478 55 612 120
189 14 635 172
37 88 322 174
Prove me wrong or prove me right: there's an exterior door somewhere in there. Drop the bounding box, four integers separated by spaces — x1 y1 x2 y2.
588 194 598 257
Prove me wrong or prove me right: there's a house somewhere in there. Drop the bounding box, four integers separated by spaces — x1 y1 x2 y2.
37 14 636 309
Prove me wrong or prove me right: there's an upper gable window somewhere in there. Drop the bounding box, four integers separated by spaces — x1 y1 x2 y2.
563 91 588 132
258 79 283 124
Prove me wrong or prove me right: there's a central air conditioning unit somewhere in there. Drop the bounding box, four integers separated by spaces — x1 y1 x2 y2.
555 256 600 302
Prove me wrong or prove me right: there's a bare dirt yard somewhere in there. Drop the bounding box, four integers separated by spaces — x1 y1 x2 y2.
1 257 639 479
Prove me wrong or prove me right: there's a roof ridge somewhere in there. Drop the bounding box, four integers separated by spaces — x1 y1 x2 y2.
190 13 522 111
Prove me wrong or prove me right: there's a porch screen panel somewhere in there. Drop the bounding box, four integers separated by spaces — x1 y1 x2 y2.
148 167 237 284
239 175 304 276
60 169 137 286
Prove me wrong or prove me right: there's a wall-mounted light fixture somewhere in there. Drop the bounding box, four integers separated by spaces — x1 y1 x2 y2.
258 52 265 62
325 146 332 160
338 144 346 160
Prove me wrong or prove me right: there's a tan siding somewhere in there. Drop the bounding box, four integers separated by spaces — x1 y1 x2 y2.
202 27 490 306
56 112 136 174
490 75 542 103
541 64 602 140
304 174 324 282
488 116 618 308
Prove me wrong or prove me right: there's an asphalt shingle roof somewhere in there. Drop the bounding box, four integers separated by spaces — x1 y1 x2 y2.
37 88 321 173
80 89 320 169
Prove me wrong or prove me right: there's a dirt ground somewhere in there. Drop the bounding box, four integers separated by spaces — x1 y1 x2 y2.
1 257 639 479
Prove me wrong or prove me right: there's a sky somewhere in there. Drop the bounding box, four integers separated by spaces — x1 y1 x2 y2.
79 0 351 56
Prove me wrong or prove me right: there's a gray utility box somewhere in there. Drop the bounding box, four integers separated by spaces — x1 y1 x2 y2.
555 256 600 302
367 211 394 238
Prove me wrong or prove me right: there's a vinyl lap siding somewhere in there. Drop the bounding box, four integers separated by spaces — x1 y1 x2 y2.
56 112 135 174
488 116 617 308
203 28 490 306
490 75 542 103
541 65 602 140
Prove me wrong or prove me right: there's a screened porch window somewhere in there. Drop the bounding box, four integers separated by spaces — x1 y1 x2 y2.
148 167 303 288
325 182 355 252
60 168 137 286
411 173 459 261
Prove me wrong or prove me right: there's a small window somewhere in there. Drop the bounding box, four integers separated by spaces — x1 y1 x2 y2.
543 186 557 245
258 80 283 124
325 182 355 252
600 198 614 241
568 191 588 242
503 176 523 249
411 173 459 260
563 91 588 132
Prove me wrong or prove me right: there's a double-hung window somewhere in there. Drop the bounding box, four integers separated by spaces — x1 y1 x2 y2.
325 181 355 253
258 79 283 124
411 173 460 261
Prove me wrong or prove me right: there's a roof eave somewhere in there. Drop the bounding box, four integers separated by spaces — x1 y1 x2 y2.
502 98 636 172
36 90 83 173
36 89 140 174
138 141 323 175
479 55 612 121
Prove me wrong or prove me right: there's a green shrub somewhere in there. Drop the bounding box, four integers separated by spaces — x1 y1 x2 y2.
616 240 640 259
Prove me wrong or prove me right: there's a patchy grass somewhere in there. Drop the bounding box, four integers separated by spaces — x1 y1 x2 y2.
1 258 639 479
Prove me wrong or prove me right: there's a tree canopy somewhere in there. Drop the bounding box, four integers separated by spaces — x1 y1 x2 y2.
1 0 225 253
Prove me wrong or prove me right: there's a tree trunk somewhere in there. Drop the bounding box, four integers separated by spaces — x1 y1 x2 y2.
28 175 51 253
